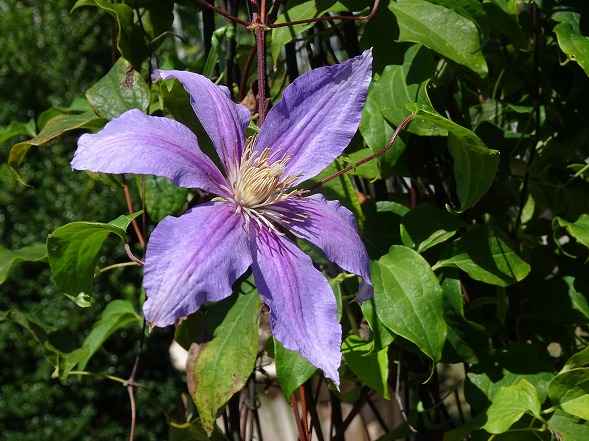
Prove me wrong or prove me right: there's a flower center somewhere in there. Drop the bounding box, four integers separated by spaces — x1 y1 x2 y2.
221 137 306 231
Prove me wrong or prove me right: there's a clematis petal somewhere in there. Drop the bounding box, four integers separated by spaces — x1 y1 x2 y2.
153 70 251 168
143 202 253 327
72 109 228 196
277 194 373 302
251 227 342 384
254 50 372 184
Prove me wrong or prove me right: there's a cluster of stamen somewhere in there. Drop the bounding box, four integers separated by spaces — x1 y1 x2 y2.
220 137 307 232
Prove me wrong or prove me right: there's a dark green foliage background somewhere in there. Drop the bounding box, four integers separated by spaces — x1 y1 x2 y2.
0 1 184 439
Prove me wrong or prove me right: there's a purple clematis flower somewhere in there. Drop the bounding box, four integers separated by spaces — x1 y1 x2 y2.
71 50 373 384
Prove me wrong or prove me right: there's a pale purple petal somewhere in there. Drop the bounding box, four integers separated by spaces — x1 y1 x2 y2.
143 202 252 327
254 50 372 183
276 194 373 302
72 109 228 196
153 69 251 168
251 227 342 384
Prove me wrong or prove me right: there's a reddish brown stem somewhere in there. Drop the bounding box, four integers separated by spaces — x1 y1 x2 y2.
299 384 311 440
123 183 146 250
269 0 380 28
254 21 267 125
197 0 251 27
197 0 379 29
307 114 415 192
290 393 307 441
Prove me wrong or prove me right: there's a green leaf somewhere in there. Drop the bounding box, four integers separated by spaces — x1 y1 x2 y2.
0 118 36 145
77 300 141 370
371 245 447 370
342 334 390 399
562 347 589 373
0 309 48 345
447 133 500 212
135 175 188 222
362 201 409 259
72 0 148 68
426 0 489 42
407 104 500 211
400 204 465 253
388 0 488 77
482 379 542 434
549 368 589 420
362 44 445 137
547 408 589 441
359 96 406 179
50 346 91 384
0 243 47 285
360 297 396 352
439 269 489 364
169 418 229 441
8 111 106 185
46 212 142 302
273 338 317 401
466 343 554 412
86 58 150 120
437 224 530 287
190 279 260 433
554 22 589 77
553 214 589 258
482 0 521 41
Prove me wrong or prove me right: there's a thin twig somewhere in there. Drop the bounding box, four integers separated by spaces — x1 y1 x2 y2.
304 382 324 441
123 181 146 250
307 114 415 191
124 243 145 266
269 0 381 28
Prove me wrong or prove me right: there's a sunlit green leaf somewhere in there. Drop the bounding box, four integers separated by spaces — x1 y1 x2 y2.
553 214 589 258
190 279 260 433
549 367 589 421
8 111 106 185
85 58 150 120
562 347 589 373
361 44 444 138
135 175 188 222
274 338 316 401
371 245 447 370
482 379 541 434
0 118 36 146
466 343 554 412
76 300 141 371
554 21 589 77
437 224 530 286
547 408 589 441
389 0 488 76
407 104 499 211
342 334 389 398
46 212 142 302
